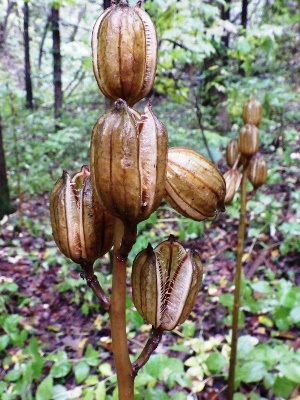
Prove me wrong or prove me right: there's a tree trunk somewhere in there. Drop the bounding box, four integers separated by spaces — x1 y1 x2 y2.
0 1 16 49
24 1 33 109
0 115 15 220
221 0 231 48
51 6 63 119
241 0 248 30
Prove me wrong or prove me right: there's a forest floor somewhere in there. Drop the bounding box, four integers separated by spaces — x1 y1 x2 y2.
1 143 300 399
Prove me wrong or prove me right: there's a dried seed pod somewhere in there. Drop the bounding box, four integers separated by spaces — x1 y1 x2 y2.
238 124 260 158
90 99 168 225
223 169 241 205
165 148 226 221
92 0 158 106
248 156 267 189
226 138 239 168
132 236 203 331
242 98 262 127
50 166 115 264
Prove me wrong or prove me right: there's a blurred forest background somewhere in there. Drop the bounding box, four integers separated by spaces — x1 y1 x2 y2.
0 0 300 399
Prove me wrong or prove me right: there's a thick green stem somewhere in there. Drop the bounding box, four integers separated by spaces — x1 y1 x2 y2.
110 219 135 400
227 162 249 400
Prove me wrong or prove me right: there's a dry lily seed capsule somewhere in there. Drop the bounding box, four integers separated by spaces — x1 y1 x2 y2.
223 169 241 205
50 165 115 264
242 98 263 127
249 156 267 189
165 148 226 221
90 99 168 225
131 236 203 331
92 0 158 107
226 138 239 168
238 124 260 158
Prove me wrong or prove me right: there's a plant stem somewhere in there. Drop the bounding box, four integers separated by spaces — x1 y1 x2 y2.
83 262 110 311
110 218 134 400
227 162 249 400
133 327 163 376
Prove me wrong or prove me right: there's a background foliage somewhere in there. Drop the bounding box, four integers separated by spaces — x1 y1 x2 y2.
0 0 300 399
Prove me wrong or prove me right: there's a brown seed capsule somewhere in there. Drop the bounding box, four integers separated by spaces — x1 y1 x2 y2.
238 124 260 158
131 236 203 331
92 0 158 106
248 156 267 189
50 166 115 264
226 138 248 168
223 169 241 205
90 99 168 225
165 148 226 221
242 98 262 127
226 138 239 168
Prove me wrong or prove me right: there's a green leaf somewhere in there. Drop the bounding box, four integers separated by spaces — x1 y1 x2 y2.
85 344 100 366
144 355 169 378
145 388 169 400
171 393 187 400
74 361 90 384
272 376 296 398
84 387 94 400
251 281 271 294
219 293 234 308
0 335 9 351
290 305 300 323
95 381 106 400
5 368 22 382
4 314 20 333
237 335 259 359
99 362 112 377
51 360 72 378
0 282 18 293
36 375 53 400
276 363 300 383
205 352 226 374
235 361 267 384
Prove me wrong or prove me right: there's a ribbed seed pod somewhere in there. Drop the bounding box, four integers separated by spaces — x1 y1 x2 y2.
90 99 168 225
249 156 267 189
238 124 260 158
132 236 203 331
165 148 226 221
242 98 262 127
50 166 115 264
223 169 241 205
226 138 239 168
92 0 158 107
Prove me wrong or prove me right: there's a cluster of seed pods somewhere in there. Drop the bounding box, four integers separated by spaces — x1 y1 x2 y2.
224 98 268 205
50 0 226 332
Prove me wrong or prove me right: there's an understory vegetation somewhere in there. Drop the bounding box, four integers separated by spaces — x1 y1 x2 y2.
0 0 300 399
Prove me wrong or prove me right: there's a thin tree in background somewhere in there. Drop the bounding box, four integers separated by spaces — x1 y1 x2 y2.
221 0 231 48
0 115 15 220
51 5 63 119
0 0 15 49
241 0 248 30
24 0 33 109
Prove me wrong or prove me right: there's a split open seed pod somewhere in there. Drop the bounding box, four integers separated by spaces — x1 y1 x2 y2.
223 169 241 205
132 236 203 331
90 99 168 225
238 124 260 158
165 148 226 221
50 166 115 264
242 98 262 127
92 0 158 106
